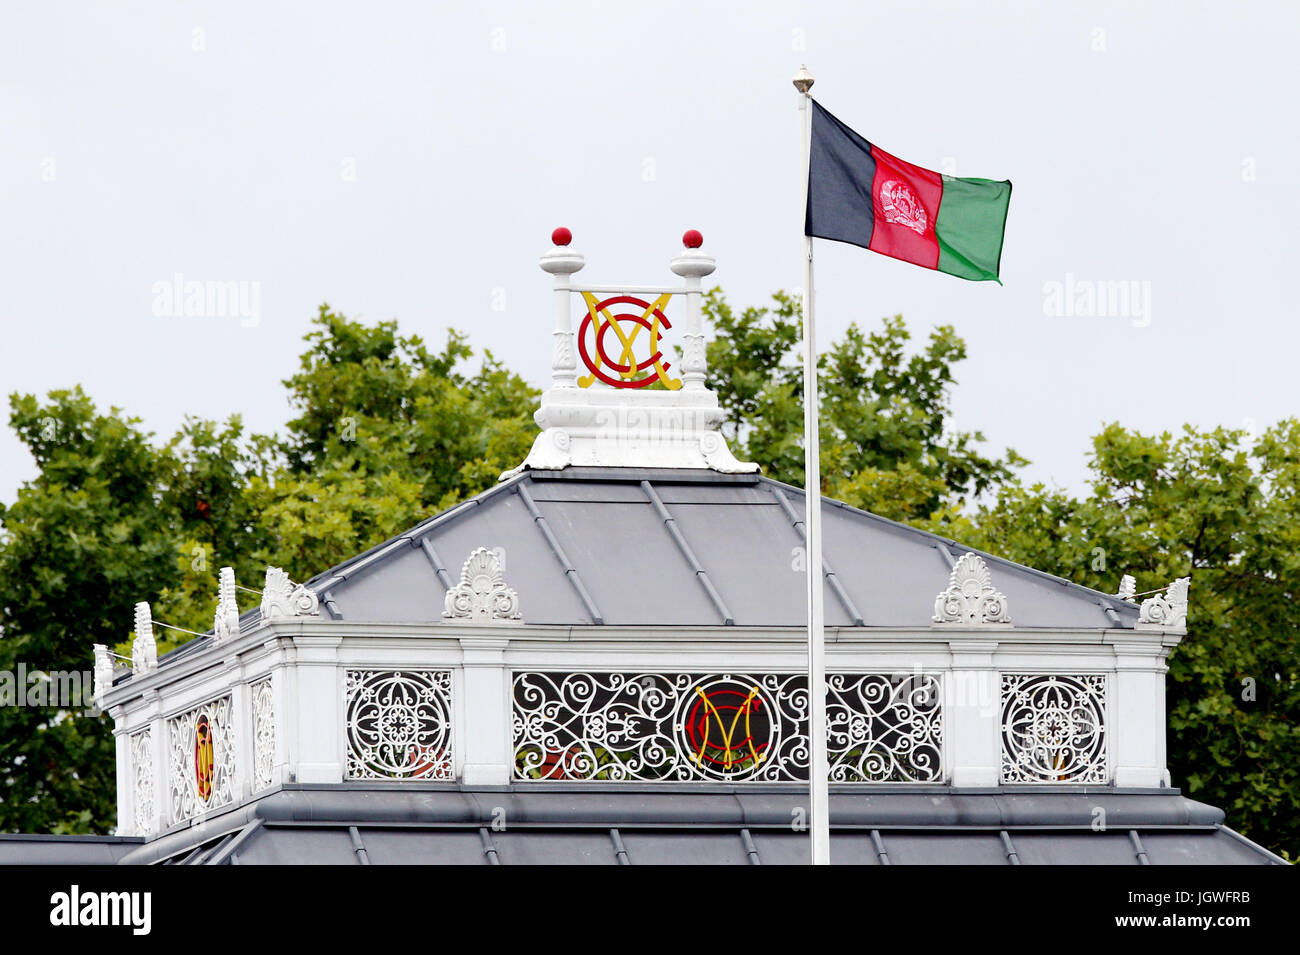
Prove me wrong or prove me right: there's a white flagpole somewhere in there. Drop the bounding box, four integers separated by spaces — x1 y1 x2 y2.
794 65 830 866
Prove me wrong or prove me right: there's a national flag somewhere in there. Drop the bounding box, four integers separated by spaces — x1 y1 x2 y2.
805 100 1011 282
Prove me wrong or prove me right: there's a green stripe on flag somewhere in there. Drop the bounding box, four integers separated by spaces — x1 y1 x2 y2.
935 177 1012 283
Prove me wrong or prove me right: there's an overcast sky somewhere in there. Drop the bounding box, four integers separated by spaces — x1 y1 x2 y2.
2 1 1295 505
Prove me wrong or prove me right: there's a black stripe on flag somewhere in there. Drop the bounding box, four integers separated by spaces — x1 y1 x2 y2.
805 100 877 250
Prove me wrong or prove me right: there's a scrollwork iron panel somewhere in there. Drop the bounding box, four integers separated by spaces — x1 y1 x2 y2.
1001 673 1107 783
345 670 454 780
513 671 943 783
131 729 154 835
251 677 276 792
166 695 235 825
826 673 942 783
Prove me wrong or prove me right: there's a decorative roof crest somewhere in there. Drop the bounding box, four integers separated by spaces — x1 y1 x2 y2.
443 547 522 624
1117 574 1136 602
932 553 1012 626
132 601 158 674
92 644 114 706
503 229 756 477
213 566 240 644
260 566 321 623
1137 577 1189 631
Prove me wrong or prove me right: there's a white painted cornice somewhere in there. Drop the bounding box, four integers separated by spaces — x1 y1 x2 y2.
100 615 1161 714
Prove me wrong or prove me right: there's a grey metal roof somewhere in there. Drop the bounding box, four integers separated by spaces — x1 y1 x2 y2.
90 786 1285 865
0 833 141 865
294 467 1139 631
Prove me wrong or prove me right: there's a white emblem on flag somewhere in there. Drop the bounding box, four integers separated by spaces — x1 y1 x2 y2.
880 180 929 236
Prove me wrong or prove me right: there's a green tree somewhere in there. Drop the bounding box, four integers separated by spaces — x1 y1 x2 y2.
704 288 1022 519
154 415 268 636
710 288 1297 857
250 305 539 576
956 422 1300 858
0 389 178 833
0 307 540 834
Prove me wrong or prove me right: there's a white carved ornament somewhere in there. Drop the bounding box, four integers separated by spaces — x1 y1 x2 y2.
551 329 576 375
1137 577 1190 630
1117 574 1136 602
680 333 707 376
932 553 1011 626
259 566 320 624
131 729 154 836
443 547 522 623
213 566 239 644
92 644 114 707
132 602 158 674
251 677 276 792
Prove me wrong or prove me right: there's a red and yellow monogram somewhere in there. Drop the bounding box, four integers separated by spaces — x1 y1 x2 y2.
194 714 214 802
577 292 682 390
682 684 768 773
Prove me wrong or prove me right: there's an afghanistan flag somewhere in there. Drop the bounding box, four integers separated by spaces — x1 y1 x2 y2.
805 100 1011 282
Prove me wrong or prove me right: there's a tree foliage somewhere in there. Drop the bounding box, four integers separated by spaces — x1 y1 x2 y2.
252 306 539 572
704 288 1023 520
950 422 1300 857
0 307 537 834
705 288 1297 857
0 389 176 832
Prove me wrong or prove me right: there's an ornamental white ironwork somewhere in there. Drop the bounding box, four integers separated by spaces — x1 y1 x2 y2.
1001 674 1107 784
513 671 944 783
131 729 154 835
251 677 276 792
826 673 942 782
933 553 1011 625
344 670 454 780
166 694 236 825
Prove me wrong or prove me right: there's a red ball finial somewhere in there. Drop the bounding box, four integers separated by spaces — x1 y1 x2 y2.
551 227 572 247
682 229 703 249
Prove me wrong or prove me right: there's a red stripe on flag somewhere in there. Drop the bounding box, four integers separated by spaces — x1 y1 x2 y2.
867 145 943 270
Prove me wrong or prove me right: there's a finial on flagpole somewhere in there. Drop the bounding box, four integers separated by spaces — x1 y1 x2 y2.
792 65 814 94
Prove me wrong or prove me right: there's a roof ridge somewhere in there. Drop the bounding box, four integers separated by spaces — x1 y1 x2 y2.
146 467 1141 651
302 470 533 590
306 467 1138 619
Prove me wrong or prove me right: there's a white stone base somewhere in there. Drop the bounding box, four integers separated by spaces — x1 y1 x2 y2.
1114 766 1169 788
502 385 757 477
461 763 511 786
951 766 999 788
